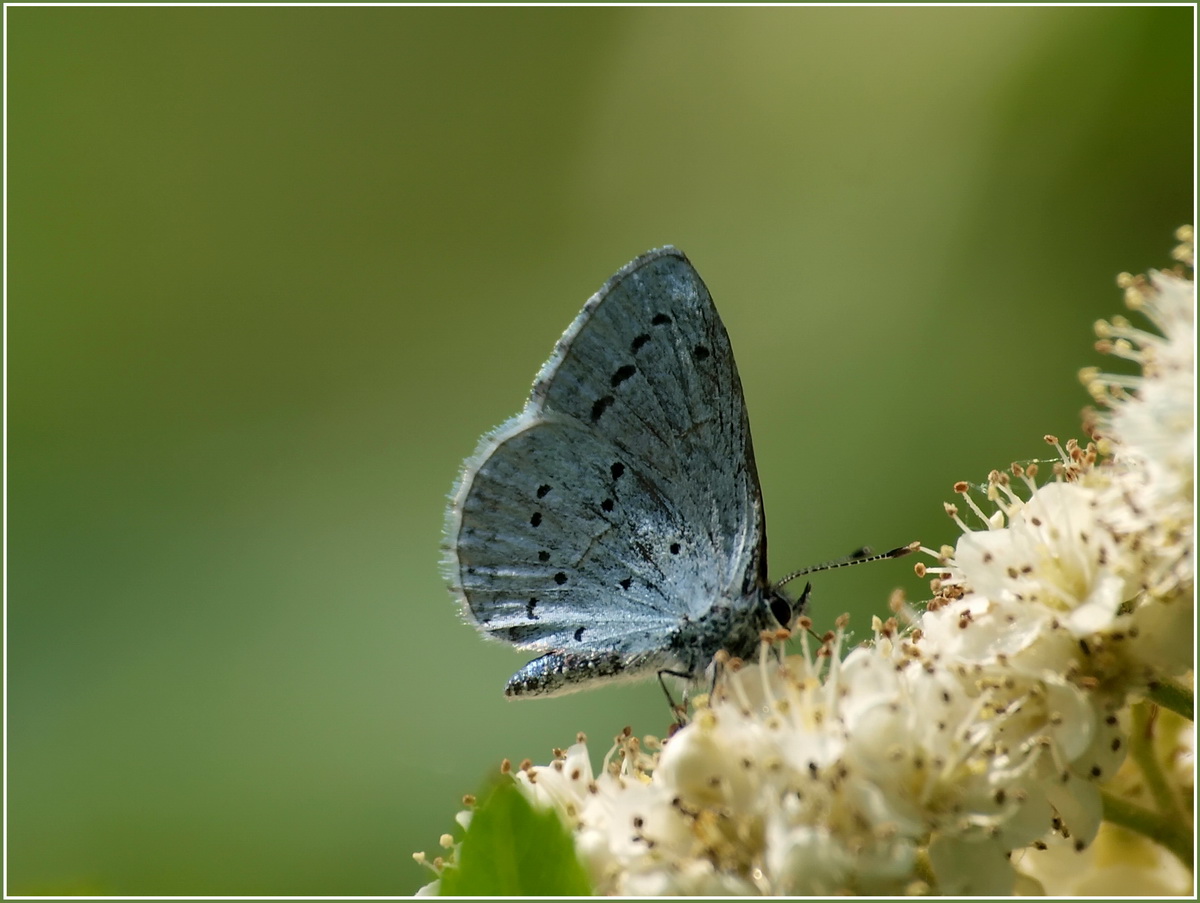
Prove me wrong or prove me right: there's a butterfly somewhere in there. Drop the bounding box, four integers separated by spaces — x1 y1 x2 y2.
444 248 821 700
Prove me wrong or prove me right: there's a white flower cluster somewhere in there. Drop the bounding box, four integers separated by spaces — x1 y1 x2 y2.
501 614 1130 895
417 229 1194 895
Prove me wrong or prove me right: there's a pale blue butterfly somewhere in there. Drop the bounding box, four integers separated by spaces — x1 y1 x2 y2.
444 248 902 700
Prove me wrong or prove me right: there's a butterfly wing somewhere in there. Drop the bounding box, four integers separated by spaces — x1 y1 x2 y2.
445 247 767 671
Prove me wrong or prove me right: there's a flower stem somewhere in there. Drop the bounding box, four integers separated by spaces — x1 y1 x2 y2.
1100 789 1194 870
1145 678 1193 721
913 849 937 891
1130 701 1186 822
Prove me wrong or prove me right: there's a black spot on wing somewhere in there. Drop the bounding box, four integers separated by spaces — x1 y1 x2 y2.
530 512 542 527
591 395 614 422
600 498 614 512
505 624 541 643
610 364 636 387
526 598 539 620
651 312 671 326
694 344 710 360
630 334 650 353
554 572 568 585
538 550 550 562
574 626 586 642
611 461 625 480
536 484 551 498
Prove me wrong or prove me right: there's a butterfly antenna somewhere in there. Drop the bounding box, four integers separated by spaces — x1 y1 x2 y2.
772 541 920 592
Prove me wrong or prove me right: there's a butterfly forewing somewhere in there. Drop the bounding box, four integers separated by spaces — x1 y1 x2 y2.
446 247 767 679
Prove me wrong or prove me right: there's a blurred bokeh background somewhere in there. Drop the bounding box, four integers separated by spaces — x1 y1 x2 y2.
7 5 1192 895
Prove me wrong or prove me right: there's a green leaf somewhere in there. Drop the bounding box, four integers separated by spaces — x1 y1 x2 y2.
439 778 593 896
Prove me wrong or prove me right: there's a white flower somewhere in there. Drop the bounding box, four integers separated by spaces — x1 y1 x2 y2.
514 737 595 824
946 480 1132 636
926 473 1144 710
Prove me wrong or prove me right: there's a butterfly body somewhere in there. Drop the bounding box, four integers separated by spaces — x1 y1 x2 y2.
444 247 797 698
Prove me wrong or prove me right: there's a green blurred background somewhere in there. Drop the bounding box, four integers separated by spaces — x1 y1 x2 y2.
8 5 1192 896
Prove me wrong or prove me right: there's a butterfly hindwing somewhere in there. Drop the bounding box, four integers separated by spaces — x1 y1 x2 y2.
452 415 691 654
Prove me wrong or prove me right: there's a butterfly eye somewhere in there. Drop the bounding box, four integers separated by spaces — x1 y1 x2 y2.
769 593 793 628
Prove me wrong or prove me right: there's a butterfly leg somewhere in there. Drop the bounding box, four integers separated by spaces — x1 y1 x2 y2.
706 657 726 703
656 668 694 725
